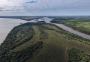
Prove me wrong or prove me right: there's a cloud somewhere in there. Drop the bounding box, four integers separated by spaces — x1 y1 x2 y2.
0 0 90 11
0 0 90 15
0 0 25 11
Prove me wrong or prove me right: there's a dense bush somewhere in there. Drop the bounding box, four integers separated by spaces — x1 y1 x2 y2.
0 23 35 62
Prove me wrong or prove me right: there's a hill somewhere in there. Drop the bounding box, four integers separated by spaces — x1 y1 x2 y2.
0 23 90 62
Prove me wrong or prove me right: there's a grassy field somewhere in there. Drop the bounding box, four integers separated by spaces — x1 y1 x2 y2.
64 20 90 34
1 23 90 62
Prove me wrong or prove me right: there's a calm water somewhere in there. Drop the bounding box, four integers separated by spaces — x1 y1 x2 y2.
0 17 51 44
0 18 28 44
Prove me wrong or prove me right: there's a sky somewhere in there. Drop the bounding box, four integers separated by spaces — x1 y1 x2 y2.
0 0 90 16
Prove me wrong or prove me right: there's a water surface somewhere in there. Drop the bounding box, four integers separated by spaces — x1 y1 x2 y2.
54 23 90 40
0 18 27 44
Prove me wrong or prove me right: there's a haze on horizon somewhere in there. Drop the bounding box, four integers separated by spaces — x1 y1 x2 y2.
0 0 90 16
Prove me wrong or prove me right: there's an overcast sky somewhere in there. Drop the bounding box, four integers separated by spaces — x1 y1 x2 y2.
0 0 90 16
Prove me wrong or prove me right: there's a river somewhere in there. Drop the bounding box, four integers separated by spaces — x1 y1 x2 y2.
0 18 90 45
54 23 90 40
0 18 29 44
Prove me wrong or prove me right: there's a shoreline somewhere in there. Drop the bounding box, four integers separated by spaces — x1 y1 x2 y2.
0 18 28 44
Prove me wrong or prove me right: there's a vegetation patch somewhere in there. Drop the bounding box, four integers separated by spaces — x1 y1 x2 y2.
68 48 90 62
0 23 90 62
64 20 90 34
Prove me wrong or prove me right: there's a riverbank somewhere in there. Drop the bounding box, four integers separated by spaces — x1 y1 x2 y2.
0 18 28 44
53 23 90 40
64 21 90 35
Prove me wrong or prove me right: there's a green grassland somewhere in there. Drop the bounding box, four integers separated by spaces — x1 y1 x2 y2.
0 23 90 62
64 20 90 34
